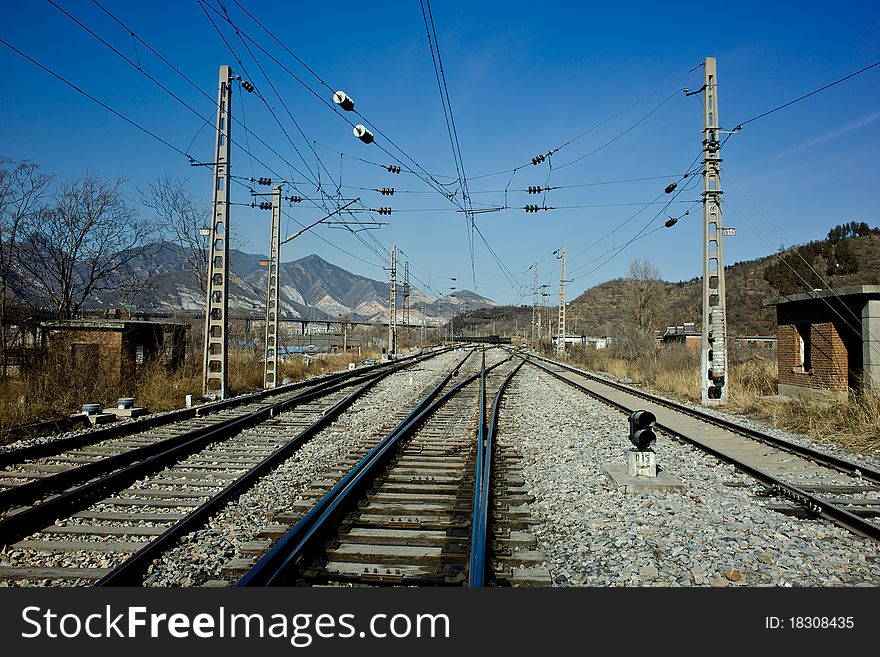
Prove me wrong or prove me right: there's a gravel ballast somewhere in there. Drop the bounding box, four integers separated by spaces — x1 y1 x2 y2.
142 349 469 586
497 366 880 587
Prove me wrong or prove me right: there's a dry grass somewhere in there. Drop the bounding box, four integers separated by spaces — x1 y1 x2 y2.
743 390 880 454
561 342 880 455
0 347 382 441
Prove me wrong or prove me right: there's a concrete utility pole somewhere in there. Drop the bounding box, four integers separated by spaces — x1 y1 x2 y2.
556 246 567 356
388 245 397 356
701 56 729 405
422 301 427 345
202 65 233 399
403 260 410 346
263 185 282 389
531 264 539 348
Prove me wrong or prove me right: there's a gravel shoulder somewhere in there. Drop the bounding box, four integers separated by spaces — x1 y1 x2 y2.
497 366 880 587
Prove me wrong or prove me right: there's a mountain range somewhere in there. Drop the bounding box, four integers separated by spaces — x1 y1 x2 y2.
90 243 497 324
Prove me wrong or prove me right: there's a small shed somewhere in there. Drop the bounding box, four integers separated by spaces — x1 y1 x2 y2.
40 319 187 384
763 285 880 398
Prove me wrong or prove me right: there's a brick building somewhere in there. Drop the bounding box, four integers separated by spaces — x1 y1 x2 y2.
763 286 880 399
40 319 187 384
660 323 700 351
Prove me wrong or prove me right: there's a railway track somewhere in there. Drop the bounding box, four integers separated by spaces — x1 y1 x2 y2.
0 349 448 586
526 353 880 543
236 347 548 587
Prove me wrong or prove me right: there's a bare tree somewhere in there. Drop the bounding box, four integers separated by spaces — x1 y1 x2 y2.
16 174 155 320
621 258 665 331
109 246 162 318
0 158 53 375
139 176 210 296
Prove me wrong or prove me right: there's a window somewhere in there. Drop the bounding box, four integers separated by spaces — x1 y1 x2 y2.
794 323 811 373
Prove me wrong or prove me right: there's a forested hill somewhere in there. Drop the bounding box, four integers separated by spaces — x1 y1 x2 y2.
569 228 880 337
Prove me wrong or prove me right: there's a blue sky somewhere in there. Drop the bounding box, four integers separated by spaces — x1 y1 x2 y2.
2 0 879 306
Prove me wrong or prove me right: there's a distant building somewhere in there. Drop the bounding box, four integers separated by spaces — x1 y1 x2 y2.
552 335 608 349
40 319 187 385
734 335 777 352
763 285 880 399
661 322 700 351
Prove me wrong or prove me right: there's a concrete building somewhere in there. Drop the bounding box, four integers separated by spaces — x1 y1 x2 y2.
734 335 777 352
763 285 880 398
40 319 187 384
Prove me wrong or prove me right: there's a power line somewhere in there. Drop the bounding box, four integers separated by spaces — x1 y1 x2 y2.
419 0 477 289
5 10 405 286
722 201 880 362
212 0 342 203
567 170 702 279
0 37 193 161
733 60 880 130
555 88 683 170
196 0 324 193
217 0 468 213
466 63 702 180
199 1 404 262
89 0 325 196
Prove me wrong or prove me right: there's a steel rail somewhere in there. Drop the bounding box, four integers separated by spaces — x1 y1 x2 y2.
470 350 488 586
527 356 880 543
526 352 880 484
237 350 514 587
469 357 524 587
0 356 432 547
0 367 391 511
95 364 405 586
0 352 429 468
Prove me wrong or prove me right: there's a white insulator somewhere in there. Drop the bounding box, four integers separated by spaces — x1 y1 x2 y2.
709 307 726 378
353 124 374 144
712 336 726 377
333 90 355 111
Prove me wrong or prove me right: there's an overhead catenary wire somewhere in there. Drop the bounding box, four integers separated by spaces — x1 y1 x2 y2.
0 37 193 161
215 0 498 301
88 0 327 198
217 0 468 210
554 88 684 170
198 0 410 267
465 63 703 180
13 5 463 306
731 60 880 131
722 171 873 340
212 0 342 203
196 0 325 194
419 0 477 289
722 200 880 363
